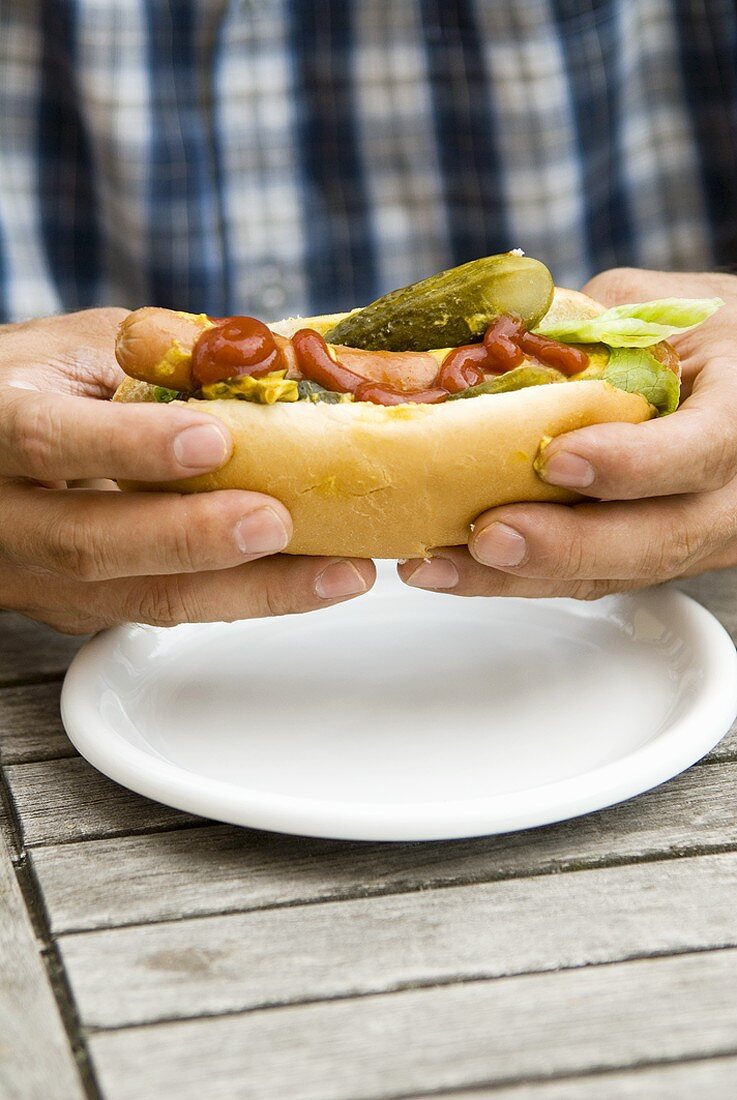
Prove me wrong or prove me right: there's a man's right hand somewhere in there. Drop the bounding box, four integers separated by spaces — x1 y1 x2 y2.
0 309 374 633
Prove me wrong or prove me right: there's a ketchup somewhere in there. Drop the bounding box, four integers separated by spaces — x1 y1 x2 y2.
192 316 285 385
483 316 525 369
436 344 487 393
518 330 588 374
291 329 366 394
292 330 448 405
437 316 588 381
193 313 587 405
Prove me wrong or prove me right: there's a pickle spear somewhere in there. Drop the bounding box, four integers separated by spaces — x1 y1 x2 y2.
447 364 564 399
324 253 554 351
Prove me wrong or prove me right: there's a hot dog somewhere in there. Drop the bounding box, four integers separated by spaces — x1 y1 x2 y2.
112 254 719 558
117 310 451 397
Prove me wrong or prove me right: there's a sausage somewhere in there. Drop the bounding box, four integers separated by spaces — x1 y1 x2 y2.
333 346 441 392
115 308 211 391
116 307 442 394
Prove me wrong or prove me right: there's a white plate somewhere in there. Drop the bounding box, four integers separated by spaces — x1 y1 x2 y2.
61 566 737 842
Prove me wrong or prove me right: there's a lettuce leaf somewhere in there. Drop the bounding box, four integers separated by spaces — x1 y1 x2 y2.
535 297 722 348
602 348 680 415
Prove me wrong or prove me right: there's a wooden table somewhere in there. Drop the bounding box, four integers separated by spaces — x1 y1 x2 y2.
2 570 737 1100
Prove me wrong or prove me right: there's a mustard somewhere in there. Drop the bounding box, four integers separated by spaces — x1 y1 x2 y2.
201 370 299 404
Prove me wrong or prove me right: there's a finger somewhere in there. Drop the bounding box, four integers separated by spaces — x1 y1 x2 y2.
580 268 737 390
0 389 234 481
397 548 631 601
679 541 737 576
581 267 731 308
458 495 732 582
1 307 129 398
92 555 377 628
536 358 737 499
0 482 295 580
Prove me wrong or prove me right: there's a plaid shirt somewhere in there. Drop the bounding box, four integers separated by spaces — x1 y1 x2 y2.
0 0 735 323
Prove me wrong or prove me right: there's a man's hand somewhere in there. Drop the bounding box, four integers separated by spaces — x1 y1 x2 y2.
399 268 737 599
0 309 374 632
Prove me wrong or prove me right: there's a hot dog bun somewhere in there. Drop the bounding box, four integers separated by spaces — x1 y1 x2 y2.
113 288 655 558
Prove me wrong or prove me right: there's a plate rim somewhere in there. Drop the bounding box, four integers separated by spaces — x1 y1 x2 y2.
60 586 737 842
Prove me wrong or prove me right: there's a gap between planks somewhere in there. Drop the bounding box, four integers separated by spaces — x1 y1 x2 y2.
0 772 103 1099
84 949 737 1100
22 758 737 933
33 840 737 939
71 945 737 1034
55 851 737 1029
0 681 76 766
358 1052 737 1100
0 829 95 1100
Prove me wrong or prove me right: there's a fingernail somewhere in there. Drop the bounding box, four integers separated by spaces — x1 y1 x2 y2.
314 560 367 600
404 557 459 590
540 451 595 489
173 424 230 471
474 523 527 567
235 508 289 556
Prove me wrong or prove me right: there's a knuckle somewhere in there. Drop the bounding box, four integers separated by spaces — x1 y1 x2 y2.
9 399 59 479
476 570 520 597
697 426 737 491
97 306 130 327
536 528 587 579
47 515 105 581
175 495 237 570
570 579 617 601
169 514 203 573
237 564 301 619
559 534 587 578
648 521 701 578
585 266 643 302
260 579 292 618
131 578 197 627
591 429 650 494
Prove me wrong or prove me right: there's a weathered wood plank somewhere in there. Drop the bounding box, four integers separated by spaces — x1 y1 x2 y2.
706 719 737 762
0 831 85 1100
59 852 737 1028
4 757 201 848
415 1056 737 1098
0 612 83 686
676 570 737 764
0 780 18 862
0 682 76 764
31 760 737 932
87 950 737 1100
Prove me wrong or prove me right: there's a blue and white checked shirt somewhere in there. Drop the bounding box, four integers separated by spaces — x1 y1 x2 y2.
1 1 735 324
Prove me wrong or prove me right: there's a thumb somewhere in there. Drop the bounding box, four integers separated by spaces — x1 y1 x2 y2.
536 356 737 500
582 266 730 308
